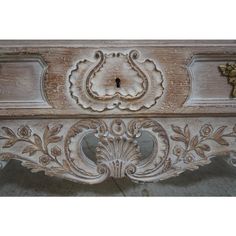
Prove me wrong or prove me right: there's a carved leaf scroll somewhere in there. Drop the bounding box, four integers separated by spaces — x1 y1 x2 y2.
0 119 236 184
171 123 236 164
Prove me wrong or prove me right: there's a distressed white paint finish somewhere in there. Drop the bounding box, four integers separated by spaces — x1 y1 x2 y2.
0 41 236 185
69 50 164 111
1 42 236 117
186 55 236 106
0 118 235 184
0 56 50 108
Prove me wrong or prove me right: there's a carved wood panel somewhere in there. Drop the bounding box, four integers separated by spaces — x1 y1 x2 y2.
0 40 236 184
0 118 235 184
0 41 236 117
69 50 164 111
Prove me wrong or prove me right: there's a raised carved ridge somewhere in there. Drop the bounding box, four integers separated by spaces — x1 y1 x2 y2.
69 50 164 111
0 118 235 184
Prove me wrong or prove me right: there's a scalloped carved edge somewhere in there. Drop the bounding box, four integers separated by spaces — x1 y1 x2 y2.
68 50 164 111
0 118 235 184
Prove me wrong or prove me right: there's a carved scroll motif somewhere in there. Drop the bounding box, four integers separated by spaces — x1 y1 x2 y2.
0 119 236 184
69 50 164 111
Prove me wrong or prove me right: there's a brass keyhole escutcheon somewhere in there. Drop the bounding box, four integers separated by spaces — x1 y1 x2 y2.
115 78 121 88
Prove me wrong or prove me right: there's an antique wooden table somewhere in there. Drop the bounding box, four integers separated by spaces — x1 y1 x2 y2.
0 40 235 184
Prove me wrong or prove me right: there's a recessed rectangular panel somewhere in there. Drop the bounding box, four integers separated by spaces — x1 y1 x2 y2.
0 56 50 108
186 55 236 106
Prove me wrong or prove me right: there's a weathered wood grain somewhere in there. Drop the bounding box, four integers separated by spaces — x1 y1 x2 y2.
0 41 235 117
0 40 235 184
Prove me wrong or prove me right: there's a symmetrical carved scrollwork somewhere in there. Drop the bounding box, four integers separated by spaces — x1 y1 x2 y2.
69 50 164 111
0 119 235 184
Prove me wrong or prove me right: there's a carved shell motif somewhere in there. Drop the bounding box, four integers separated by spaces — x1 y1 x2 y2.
63 119 169 183
69 50 164 111
96 119 141 178
0 119 236 184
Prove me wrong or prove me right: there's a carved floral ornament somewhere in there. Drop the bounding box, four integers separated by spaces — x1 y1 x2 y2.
69 50 164 111
0 119 236 184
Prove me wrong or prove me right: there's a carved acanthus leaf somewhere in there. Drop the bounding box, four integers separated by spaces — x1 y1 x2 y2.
69 50 164 111
0 119 235 184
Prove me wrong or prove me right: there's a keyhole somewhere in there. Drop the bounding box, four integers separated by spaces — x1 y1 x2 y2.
115 78 121 88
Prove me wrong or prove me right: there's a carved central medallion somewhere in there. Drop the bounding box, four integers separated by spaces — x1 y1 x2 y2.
69 50 164 111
